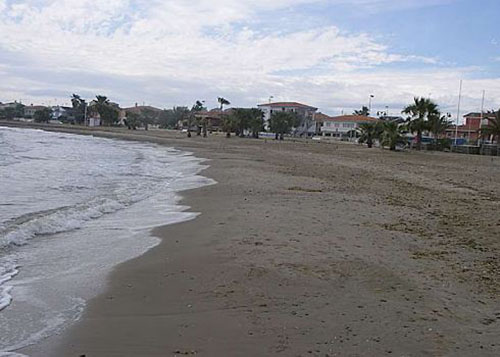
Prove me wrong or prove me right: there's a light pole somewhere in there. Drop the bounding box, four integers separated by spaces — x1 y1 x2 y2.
454 80 463 147
368 95 374 113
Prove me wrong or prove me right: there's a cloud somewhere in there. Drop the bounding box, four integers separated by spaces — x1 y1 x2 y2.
0 0 497 115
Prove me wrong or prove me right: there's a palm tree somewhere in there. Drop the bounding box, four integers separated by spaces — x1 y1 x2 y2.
353 106 370 116
71 94 86 124
218 97 230 111
481 109 500 152
428 113 452 139
222 115 235 138
402 97 439 150
380 121 405 151
358 122 382 148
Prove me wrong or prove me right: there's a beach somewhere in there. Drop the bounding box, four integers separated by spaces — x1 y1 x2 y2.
2 122 499 356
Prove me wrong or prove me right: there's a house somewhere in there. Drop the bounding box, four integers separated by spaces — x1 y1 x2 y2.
320 115 379 138
194 108 234 132
51 106 75 122
445 112 496 143
123 104 163 116
24 105 47 118
257 102 318 133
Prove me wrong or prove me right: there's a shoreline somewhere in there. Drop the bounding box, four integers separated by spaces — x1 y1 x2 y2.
2 122 499 356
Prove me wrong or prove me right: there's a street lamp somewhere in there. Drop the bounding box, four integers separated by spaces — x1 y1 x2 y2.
368 95 374 113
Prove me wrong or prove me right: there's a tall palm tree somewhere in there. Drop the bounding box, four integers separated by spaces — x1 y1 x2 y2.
402 97 439 150
218 97 230 111
380 121 405 151
481 109 500 151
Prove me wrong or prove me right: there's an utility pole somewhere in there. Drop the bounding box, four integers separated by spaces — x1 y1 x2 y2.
454 80 463 147
84 103 88 126
479 90 485 146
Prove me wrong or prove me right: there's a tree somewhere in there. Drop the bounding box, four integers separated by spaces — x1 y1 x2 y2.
218 97 230 111
71 94 87 124
269 111 298 140
428 113 451 139
380 121 406 151
222 115 235 138
124 112 140 129
158 107 189 129
402 97 439 150
481 109 500 151
353 106 370 116
93 95 119 126
190 100 206 136
248 108 264 138
231 108 251 137
139 108 158 130
358 122 382 148
34 108 53 123
0 107 16 120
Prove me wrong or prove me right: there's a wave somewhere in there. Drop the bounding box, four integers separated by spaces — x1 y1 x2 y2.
0 260 18 312
0 196 131 250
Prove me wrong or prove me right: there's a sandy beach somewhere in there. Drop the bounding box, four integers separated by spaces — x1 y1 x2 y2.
2 122 499 356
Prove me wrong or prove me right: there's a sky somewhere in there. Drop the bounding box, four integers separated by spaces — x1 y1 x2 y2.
0 0 499 119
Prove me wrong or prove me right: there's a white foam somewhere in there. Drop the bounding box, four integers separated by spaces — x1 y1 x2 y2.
0 260 18 311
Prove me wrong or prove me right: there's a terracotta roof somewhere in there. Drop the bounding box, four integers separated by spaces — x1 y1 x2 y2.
124 105 163 113
324 115 379 122
313 112 332 122
257 102 317 110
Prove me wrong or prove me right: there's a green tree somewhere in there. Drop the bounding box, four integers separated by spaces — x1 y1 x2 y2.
222 115 235 138
402 97 439 150
124 112 140 129
232 108 251 137
0 107 15 120
380 121 406 151
218 97 230 111
248 108 264 138
269 111 298 140
139 108 159 130
158 107 189 129
358 122 382 148
428 113 451 140
93 95 119 126
353 106 370 116
34 108 53 123
481 109 500 151
71 94 87 124
190 100 206 136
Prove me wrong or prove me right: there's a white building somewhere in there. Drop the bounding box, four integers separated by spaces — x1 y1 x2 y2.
257 102 318 132
321 115 379 137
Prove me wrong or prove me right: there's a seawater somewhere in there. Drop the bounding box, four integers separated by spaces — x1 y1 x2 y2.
0 127 214 353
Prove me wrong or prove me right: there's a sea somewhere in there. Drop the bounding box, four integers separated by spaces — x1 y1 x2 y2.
0 126 214 354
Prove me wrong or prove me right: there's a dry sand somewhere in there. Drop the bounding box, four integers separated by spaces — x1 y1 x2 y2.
3 122 499 356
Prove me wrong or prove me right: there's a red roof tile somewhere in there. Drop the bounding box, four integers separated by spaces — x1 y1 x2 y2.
257 102 317 110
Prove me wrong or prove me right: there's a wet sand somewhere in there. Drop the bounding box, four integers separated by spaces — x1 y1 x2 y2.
3 122 499 356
